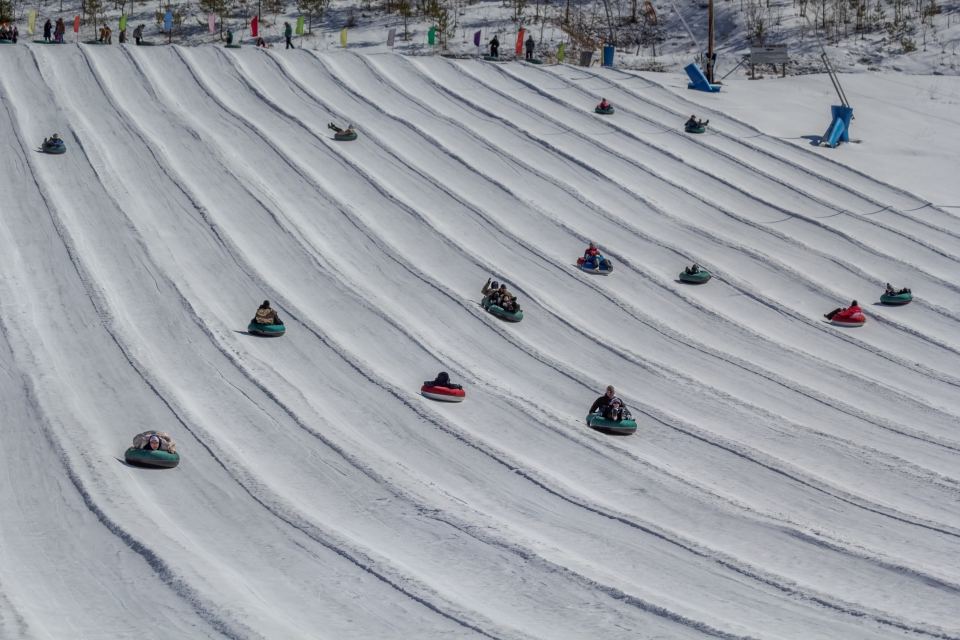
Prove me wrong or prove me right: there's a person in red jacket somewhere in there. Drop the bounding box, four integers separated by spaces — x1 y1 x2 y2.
825 300 861 321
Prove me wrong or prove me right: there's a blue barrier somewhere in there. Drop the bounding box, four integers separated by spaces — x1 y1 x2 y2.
685 63 721 92
602 45 615 67
821 105 853 148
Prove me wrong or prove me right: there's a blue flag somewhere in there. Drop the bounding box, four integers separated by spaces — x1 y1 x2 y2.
164 10 172 31
473 30 480 47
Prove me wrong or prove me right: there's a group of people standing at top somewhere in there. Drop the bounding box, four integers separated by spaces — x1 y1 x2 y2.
487 34 537 60
0 24 20 42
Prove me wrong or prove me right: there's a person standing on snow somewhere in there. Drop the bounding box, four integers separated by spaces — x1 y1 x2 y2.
524 34 535 60
133 24 144 45
55 18 65 42
43 19 52 41
284 21 294 49
488 35 499 57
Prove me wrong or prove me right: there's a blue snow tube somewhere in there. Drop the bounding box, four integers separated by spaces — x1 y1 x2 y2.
125 448 181 468
679 269 711 284
482 296 523 322
880 292 913 306
41 142 67 155
579 257 614 275
248 322 286 336
586 413 637 434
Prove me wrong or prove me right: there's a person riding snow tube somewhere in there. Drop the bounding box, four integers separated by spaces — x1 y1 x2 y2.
481 279 523 322
125 431 180 468
881 283 913 306
586 389 636 434
421 371 466 402
577 242 613 275
679 263 711 283
684 116 708 134
825 300 865 327
328 122 358 141
595 99 614 115
41 134 66 154
248 300 285 336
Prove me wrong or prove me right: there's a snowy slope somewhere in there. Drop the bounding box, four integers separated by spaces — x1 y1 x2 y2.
1 45 959 639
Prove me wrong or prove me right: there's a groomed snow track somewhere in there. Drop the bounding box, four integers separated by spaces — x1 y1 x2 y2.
1 45 959 639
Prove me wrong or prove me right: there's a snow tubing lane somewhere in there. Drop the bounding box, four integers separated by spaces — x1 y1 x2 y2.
483 56 501 61
482 297 523 322
831 314 866 327
42 143 67 155
685 125 706 134
880 292 913 305
579 261 613 275
334 132 358 141
679 270 711 283
247 322 286 336
421 385 466 402
595 106 615 115
587 413 637 434
125 448 181 469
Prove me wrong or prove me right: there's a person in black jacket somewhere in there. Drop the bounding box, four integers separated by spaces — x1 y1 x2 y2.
589 385 617 414
489 35 499 57
43 19 52 41
602 397 632 422
425 372 462 389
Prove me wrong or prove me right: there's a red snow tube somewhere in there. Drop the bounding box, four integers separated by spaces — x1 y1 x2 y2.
832 312 866 327
421 385 466 402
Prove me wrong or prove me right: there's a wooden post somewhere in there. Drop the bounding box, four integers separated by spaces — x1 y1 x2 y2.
707 0 714 83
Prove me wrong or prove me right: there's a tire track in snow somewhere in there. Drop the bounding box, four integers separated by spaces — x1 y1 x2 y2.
407 57 960 388
0 56 253 640
531 63 960 256
585 66 960 232
187 48 960 626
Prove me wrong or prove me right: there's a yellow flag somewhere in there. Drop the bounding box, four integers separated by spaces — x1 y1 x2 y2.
340 27 347 47
27 9 37 35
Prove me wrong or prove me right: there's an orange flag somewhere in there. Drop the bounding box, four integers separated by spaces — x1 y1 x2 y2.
516 29 524 55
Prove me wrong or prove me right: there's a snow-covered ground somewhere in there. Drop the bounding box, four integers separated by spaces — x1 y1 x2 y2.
1 44 960 639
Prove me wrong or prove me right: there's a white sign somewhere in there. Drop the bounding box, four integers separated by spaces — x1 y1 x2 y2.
751 44 788 64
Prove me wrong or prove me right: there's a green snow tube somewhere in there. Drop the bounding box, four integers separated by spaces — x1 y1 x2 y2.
138 41 157 46
880 292 913 306
483 56 500 62
595 106 614 115
679 269 711 284
83 40 105 45
34 39 65 44
334 131 358 141
41 142 67 155
125 448 181 468
525 58 543 64
685 125 706 134
586 412 637 434
248 322 286 336
0 39 13 44
225 44 241 48
482 296 523 323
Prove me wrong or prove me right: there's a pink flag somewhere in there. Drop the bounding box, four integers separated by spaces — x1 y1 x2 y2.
251 15 258 37
208 13 215 34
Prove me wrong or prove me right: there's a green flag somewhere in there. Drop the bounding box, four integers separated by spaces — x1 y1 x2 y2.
119 13 127 31
558 42 566 63
296 16 304 35
428 27 435 45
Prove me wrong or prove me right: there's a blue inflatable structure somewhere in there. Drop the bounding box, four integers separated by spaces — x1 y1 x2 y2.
821 105 853 148
685 63 721 92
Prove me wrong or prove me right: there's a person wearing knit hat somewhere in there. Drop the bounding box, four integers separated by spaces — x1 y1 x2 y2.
589 385 618 415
